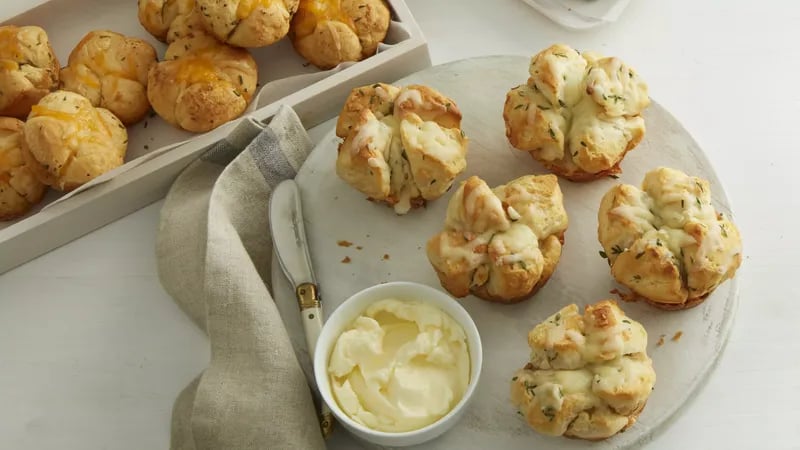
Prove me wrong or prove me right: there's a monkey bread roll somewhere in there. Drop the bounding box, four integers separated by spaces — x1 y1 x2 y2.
597 167 743 310
504 43 649 181
60 30 158 125
335 83 468 215
510 300 656 441
147 33 258 133
138 0 207 43
289 0 391 70
22 90 127 192
196 0 300 48
0 117 47 220
0 25 60 119
426 174 568 304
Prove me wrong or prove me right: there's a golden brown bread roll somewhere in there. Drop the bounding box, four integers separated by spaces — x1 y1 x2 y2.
60 30 158 125
138 0 207 43
335 83 468 214
426 174 568 303
0 117 47 220
22 90 128 192
147 33 258 133
0 25 60 119
196 0 300 48
289 0 390 69
510 300 656 440
504 43 649 181
597 167 743 310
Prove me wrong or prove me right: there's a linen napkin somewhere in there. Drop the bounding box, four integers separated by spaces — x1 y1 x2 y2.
155 105 326 450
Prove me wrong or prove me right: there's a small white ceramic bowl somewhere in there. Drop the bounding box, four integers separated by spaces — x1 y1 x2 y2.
313 281 483 447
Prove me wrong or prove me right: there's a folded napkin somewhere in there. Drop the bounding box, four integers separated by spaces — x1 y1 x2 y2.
155 105 326 450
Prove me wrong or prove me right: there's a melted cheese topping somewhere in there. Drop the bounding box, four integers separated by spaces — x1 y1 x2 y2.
0 27 24 70
399 119 462 162
174 52 225 85
293 0 355 39
236 0 276 20
30 100 112 148
396 88 423 108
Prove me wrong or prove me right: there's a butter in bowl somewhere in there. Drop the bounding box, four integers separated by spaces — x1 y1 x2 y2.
313 281 483 447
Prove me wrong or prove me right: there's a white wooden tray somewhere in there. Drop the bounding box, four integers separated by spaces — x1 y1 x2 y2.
272 55 739 449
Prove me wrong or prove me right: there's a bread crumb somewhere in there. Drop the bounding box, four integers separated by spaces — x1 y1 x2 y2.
382 254 390 260
337 240 353 247
341 256 351 263
656 335 665 347
671 331 683 342
356 246 363 250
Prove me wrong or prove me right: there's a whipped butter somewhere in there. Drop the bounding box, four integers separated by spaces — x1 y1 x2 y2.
327 298 470 432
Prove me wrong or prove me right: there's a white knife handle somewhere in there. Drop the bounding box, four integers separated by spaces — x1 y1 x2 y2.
296 283 335 439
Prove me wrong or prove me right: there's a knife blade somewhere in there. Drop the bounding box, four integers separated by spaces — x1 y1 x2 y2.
269 179 334 439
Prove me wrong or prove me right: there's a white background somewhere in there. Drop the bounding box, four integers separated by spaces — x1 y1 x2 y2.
1 0 798 449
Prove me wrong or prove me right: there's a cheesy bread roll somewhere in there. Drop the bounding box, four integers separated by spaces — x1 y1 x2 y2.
426 174 568 303
196 0 300 48
60 30 158 125
510 300 656 440
0 25 60 119
289 0 390 69
22 90 127 192
0 117 47 220
138 0 207 43
597 167 743 310
503 43 649 181
147 33 258 133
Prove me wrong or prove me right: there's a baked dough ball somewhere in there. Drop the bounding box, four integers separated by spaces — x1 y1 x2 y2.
60 30 158 125
22 90 128 192
197 0 300 48
290 0 390 70
504 43 649 181
335 83 467 214
0 25 60 119
138 0 207 43
0 117 47 220
510 300 656 441
147 33 258 133
426 174 568 303
597 167 743 310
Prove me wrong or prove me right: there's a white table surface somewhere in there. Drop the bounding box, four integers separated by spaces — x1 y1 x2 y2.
1 1 797 449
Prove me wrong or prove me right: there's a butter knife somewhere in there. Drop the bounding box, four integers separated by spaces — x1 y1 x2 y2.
269 179 334 439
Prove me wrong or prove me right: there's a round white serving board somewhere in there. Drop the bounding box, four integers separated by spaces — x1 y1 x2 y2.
271 55 738 450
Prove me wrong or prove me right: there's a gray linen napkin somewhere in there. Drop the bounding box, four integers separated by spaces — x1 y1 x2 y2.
155 105 326 450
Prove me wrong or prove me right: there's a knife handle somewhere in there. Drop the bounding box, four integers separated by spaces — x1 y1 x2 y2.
296 282 335 439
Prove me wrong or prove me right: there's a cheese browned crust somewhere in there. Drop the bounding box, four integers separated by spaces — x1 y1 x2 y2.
147 33 258 133
0 25 60 119
510 300 656 440
335 83 467 214
289 0 390 70
138 0 206 43
503 44 649 181
0 117 47 220
196 0 300 48
597 167 743 310
426 174 568 303
60 30 158 125
22 90 127 192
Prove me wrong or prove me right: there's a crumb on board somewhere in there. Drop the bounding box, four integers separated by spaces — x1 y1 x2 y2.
672 331 683 342
656 335 665 347
610 288 638 303
382 254 390 260
337 240 353 247
356 246 363 250
341 256 351 263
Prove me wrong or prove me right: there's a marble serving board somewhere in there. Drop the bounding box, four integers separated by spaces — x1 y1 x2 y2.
271 55 739 450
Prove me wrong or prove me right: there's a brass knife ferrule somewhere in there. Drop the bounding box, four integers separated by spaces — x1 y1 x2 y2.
296 282 321 310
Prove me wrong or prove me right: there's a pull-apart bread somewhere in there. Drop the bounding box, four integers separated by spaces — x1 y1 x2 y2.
138 0 207 43
335 83 468 214
0 117 47 220
511 300 656 440
597 167 742 310
197 0 300 48
22 90 128 192
0 25 60 119
426 174 568 303
504 44 649 181
60 30 158 125
290 0 391 69
147 33 258 133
